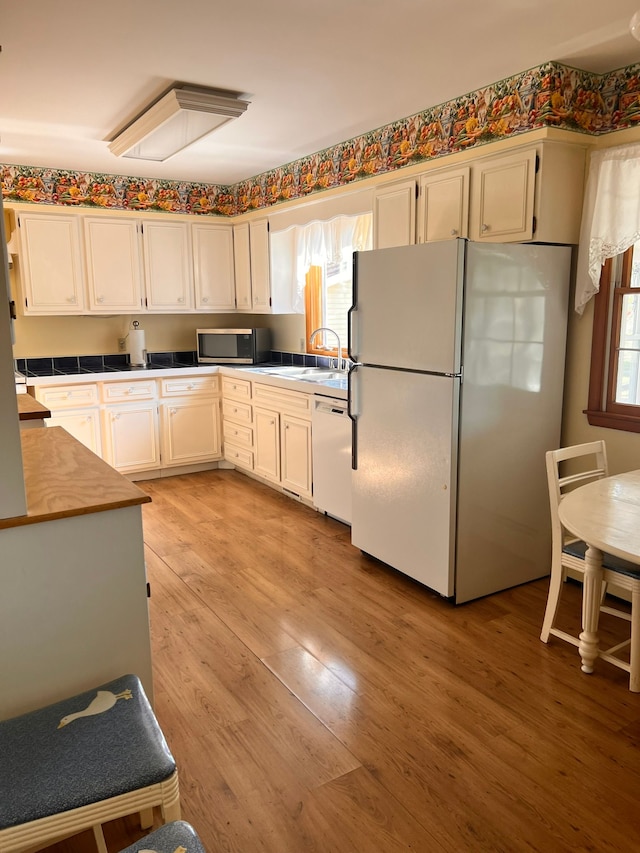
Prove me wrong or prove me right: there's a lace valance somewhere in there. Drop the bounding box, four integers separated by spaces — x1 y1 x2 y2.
575 141 640 314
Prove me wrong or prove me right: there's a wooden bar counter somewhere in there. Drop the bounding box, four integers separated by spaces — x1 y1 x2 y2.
0 427 154 720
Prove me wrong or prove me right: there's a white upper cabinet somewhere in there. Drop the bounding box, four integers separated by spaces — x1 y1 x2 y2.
141 220 193 311
467 142 586 244
18 213 85 314
233 222 252 311
249 219 271 312
469 148 537 242
192 222 236 311
233 218 272 312
84 217 143 312
418 166 470 243
373 180 417 248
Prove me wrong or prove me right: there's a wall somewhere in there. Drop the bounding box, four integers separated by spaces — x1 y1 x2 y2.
10 305 270 359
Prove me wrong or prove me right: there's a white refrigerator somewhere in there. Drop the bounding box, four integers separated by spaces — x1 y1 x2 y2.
348 239 571 603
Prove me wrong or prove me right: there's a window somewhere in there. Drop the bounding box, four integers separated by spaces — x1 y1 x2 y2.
270 212 373 358
587 243 640 432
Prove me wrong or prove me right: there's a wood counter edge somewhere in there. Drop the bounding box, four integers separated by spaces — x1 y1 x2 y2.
0 427 151 530
17 393 52 420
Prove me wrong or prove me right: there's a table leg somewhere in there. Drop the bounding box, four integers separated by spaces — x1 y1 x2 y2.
579 545 603 674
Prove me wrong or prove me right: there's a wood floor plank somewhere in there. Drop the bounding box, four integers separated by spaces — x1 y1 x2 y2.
40 470 640 853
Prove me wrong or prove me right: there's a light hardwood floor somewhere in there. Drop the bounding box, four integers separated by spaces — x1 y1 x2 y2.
46 469 639 853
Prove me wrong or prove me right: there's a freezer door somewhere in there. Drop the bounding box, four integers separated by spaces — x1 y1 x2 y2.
351 240 464 373
350 366 458 597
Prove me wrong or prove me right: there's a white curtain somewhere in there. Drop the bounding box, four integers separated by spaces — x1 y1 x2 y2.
270 213 373 314
575 141 640 314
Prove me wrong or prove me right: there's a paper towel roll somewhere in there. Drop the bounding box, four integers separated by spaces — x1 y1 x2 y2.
129 328 147 367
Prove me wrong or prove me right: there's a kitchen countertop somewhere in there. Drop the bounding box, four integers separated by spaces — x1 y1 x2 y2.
25 363 348 399
0 427 151 530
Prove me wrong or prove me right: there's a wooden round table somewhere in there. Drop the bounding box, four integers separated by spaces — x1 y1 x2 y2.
557 470 640 681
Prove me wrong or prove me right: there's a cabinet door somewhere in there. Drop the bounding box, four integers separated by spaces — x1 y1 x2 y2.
142 220 193 310
373 180 416 248
192 222 236 311
160 399 221 466
102 402 159 472
47 409 102 457
281 414 312 497
84 217 143 312
249 219 271 312
233 222 252 311
18 213 85 314
470 149 537 242
254 407 280 482
418 167 469 243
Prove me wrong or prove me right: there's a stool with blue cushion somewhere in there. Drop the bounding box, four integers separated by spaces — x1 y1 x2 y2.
0 674 180 853
117 821 205 853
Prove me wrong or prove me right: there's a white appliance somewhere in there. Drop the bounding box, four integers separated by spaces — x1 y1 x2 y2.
312 394 352 525
348 239 571 603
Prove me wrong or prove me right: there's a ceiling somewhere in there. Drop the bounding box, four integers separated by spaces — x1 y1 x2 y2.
2 0 640 187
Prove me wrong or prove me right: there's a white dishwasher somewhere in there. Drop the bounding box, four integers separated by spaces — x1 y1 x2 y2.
312 393 352 525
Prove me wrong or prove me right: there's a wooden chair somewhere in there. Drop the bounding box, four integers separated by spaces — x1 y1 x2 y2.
0 674 180 853
541 441 640 691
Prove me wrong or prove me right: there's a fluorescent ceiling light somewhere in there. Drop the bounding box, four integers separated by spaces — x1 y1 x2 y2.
108 87 249 162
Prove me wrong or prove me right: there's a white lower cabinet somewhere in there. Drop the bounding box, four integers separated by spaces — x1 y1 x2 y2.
34 382 102 455
48 409 102 456
34 372 221 476
221 374 313 500
254 407 281 481
160 398 221 466
280 413 312 496
102 401 160 473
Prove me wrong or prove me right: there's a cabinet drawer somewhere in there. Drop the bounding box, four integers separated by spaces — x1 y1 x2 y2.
222 376 252 401
253 382 311 416
101 379 157 402
160 375 219 397
224 444 254 470
36 383 99 410
222 398 252 425
223 420 253 448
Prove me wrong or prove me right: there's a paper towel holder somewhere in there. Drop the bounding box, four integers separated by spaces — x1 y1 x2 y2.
128 320 147 368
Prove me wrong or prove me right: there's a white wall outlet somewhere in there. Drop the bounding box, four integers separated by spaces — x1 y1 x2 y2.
118 338 127 352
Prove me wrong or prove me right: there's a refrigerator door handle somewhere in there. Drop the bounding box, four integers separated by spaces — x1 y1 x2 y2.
347 363 360 470
348 252 359 361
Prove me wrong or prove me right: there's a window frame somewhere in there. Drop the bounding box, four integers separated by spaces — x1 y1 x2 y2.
586 247 640 432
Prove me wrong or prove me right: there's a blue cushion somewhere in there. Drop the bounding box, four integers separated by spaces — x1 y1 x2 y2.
563 540 640 579
118 821 205 853
0 674 176 830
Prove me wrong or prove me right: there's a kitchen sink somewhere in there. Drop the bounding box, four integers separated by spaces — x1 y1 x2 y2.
249 365 346 381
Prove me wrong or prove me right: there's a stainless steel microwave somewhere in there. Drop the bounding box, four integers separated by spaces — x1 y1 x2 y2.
196 328 272 364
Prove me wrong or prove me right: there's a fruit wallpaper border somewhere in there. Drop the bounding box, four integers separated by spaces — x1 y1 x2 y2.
3 60 640 218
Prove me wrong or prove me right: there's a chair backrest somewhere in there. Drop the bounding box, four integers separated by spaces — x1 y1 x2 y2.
545 441 609 548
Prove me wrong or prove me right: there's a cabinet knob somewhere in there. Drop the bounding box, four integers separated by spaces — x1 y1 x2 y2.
97 296 104 303
67 296 77 303
450 229 458 236
178 297 184 303
188 384 194 390
127 387 134 394
113 413 120 420
481 224 490 233
202 297 209 303
170 407 177 415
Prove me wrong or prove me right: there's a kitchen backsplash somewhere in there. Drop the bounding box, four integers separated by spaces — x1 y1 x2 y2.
15 350 339 378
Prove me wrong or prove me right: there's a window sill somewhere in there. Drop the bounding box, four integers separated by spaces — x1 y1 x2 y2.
584 409 640 433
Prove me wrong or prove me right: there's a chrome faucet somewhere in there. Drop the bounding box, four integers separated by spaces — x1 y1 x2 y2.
309 327 344 371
